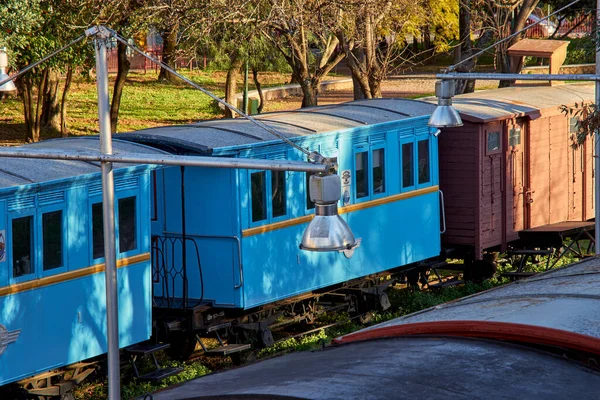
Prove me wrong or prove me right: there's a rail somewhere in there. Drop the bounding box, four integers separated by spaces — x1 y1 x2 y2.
151 234 203 309
163 231 243 290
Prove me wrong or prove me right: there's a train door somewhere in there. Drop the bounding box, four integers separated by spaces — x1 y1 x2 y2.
506 119 527 240
481 122 504 250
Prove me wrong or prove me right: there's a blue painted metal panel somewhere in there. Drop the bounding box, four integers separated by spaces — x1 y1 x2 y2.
0 261 151 386
0 167 153 386
154 166 241 307
241 191 440 308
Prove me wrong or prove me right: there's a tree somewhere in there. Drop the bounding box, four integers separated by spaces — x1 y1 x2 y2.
470 0 540 87
335 0 458 100
261 0 345 107
0 0 79 142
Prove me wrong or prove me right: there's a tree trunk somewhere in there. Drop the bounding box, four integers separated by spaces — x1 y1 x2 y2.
300 79 319 107
252 68 265 114
158 22 179 83
60 66 73 137
352 73 367 100
499 0 540 87
41 69 61 132
110 41 131 133
369 76 382 98
224 54 243 118
455 0 476 94
346 48 371 99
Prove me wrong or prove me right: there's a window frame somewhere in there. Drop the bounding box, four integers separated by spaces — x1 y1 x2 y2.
90 198 105 262
400 137 416 192
116 193 140 256
416 136 432 189
353 145 370 203
248 169 289 227
486 130 502 155
371 142 387 200
270 169 289 223
9 209 36 283
39 203 67 277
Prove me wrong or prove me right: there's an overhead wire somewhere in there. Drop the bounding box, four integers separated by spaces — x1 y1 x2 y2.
108 30 317 160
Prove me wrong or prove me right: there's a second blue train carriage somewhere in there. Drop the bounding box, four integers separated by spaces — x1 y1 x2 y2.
120 98 442 354
0 138 161 392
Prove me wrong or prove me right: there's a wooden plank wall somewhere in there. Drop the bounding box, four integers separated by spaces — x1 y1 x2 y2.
479 122 504 253
439 123 478 247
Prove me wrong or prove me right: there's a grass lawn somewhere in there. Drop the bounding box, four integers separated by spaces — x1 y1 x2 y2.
0 69 293 143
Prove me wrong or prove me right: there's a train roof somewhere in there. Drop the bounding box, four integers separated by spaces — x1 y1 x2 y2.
423 83 595 123
0 137 166 189
337 257 600 344
117 98 436 155
152 335 600 399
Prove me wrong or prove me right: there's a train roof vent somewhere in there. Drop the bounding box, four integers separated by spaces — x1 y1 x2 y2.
8 195 35 212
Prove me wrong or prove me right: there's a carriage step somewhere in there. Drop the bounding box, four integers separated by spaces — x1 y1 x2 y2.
125 342 171 356
509 249 553 256
139 367 183 382
202 321 232 333
204 343 252 356
429 279 463 289
502 272 538 279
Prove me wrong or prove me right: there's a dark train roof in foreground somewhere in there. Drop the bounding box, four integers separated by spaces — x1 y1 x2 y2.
152 335 600 399
117 98 436 154
423 83 595 123
0 137 166 190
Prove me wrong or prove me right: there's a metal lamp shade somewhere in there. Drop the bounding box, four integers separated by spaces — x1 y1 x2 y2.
300 204 356 252
428 103 463 127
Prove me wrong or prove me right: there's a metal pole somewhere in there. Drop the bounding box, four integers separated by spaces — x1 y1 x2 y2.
436 72 600 81
91 26 120 399
0 148 329 173
243 59 249 115
596 0 600 254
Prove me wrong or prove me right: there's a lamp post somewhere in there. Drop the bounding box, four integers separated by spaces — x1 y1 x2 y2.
0 26 356 399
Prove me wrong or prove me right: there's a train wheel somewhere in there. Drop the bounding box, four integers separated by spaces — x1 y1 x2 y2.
166 332 197 361
229 328 257 366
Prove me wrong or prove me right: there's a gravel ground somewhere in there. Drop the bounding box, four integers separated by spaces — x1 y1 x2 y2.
262 77 500 112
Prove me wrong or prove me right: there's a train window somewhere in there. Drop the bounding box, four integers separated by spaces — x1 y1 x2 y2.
569 117 579 134
418 140 430 184
509 127 521 146
355 151 369 199
402 143 414 188
12 216 33 277
271 170 287 218
119 197 137 253
43 211 62 270
251 171 267 222
373 148 385 194
306 173 315 210
92 202 104 259
487 131 500 153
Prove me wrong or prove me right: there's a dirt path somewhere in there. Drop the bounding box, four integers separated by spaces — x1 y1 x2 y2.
263 77 499 112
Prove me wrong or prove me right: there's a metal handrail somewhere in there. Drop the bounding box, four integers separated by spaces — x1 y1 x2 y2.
439 190 447 234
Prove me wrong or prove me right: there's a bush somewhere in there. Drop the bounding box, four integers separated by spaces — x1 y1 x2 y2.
565 37 595 65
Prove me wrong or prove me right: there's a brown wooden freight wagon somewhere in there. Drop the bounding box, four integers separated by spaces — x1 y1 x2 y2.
430 84 595 264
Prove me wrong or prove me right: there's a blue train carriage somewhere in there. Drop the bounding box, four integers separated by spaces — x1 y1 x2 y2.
0 138 161 395
120 98 441 356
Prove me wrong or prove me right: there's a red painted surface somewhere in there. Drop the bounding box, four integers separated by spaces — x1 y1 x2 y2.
440 106 593 260
333 320 600 356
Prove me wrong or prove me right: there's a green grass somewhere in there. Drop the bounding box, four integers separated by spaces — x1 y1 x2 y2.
0 69 293 141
